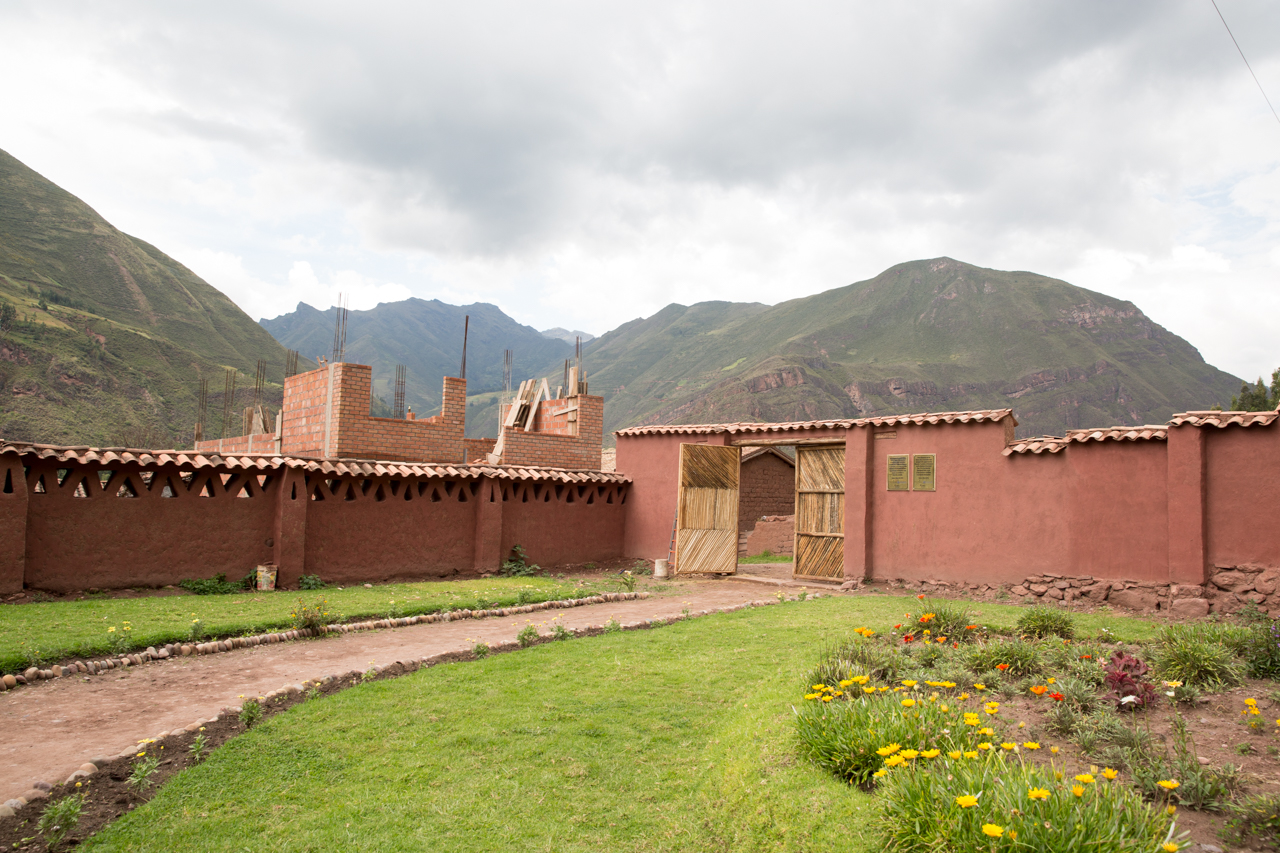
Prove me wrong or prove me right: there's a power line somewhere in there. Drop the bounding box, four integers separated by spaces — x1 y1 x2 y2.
1211 0 1280 129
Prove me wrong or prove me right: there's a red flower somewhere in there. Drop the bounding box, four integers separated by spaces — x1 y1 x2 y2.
903 634 915 643
1049 692 1065 702
996 664 1009 671
917 594 925 600
1079 654 1092 660
965 625 979 631
894 624 902 629
953 642 959 649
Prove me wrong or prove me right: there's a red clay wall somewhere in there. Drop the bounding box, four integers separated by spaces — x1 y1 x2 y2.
1204 424 1280 570
738 452 795 531
1 453 627 593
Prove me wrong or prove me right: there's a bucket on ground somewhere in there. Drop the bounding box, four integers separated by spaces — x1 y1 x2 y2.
654 559 669 579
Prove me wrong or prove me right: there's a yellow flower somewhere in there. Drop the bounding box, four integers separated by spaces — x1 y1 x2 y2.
920 749 941 758
1050 746 1060 754
902 679 917 687
1018 721 1026 729
1075 774 1095 784
884 754 905 767
872 768 888 779
1162 844 1178 853
940 704 949 712
107 626 116 633
1027 787 1049 800
1072 785 1085 797
863 686 876 694
948 750 963 760
981 824 1004 838
1101 768 1118 780
1166 805 1177 816
1245 698 1257 707
877 743 901 756
821 695 832 702
958 692 970 700
977 742 992 751
901 699 916 708
812 684 825 690
955 795 979 808
803 693 819 700
838 679 853 688
963 750 979 759
978 727 995 736
1001 742 1016 751
973 683 986 691
1163 681 1182 689
1023 742 1041 750
1047 677 1055 684
1157 780 1179 790
899 749 920 760
851 675 869 685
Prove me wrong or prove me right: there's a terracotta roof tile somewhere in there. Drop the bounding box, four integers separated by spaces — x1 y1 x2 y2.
0 442 628 484
614 409 1015 437
1001 425 1168 456
1168 410 1280 428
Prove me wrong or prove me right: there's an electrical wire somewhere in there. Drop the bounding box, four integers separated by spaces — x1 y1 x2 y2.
1210 0 1280 129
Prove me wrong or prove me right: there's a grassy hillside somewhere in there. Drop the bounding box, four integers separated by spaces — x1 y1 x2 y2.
484 258 1241 442
262 298 571 434
0 148 304 447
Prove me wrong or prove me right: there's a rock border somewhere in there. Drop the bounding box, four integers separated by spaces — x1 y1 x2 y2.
0 591 650 693
1 591 824 815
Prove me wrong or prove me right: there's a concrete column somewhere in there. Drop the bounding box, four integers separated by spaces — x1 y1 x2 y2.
474 477 505 572
273 468 309 588
0 456 27 594
842 427 872 581
1167 424 1207 585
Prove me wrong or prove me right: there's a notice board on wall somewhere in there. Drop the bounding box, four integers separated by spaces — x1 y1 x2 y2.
912 454 936 491
887 454 909 491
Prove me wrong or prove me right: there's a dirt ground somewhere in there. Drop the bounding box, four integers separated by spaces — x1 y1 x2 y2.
0 575 783 804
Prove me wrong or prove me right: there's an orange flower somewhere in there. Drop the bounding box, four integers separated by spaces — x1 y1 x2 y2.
1030 685 1048 696
996 663 1009 671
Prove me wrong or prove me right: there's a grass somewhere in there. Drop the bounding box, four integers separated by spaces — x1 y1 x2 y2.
75 595 1164 853
0 577 593 673
738 552 792 564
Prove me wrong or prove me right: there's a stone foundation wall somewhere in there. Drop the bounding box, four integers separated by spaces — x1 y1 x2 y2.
1007 564 1280 616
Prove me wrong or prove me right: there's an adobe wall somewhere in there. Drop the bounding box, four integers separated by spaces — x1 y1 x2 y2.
0 451 627 593
738 452 795 531
1204 423 1280 569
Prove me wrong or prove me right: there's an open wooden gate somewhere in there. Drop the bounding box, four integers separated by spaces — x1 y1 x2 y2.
675 444 739 575
794 445 845 580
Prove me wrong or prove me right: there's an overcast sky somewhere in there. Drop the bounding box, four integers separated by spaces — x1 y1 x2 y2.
3 1 1280 381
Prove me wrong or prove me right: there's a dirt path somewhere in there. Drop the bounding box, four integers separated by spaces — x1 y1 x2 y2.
0 580 782 802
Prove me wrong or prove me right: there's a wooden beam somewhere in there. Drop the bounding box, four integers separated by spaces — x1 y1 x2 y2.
727 437 846 447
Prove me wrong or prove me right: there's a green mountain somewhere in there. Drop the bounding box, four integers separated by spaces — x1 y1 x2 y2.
260 299 572 437
0 147 303 447
470 258 1240 442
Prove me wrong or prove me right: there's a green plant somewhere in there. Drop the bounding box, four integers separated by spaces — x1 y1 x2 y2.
1234 742 1252 755
189 731 208 762
1243 618 1280 679
501 544 540 577
290 597 332 632
1016 604 1076 639
517 624 539 647
298 574 326 590
239 698 263 728
515 589 534 605
186 615 208 642
551 622 573 641
129 753 161 791
964 639 1044 677
874 749 1179 853
472 641 490 659
810 635 908 687
106 621 134 654
907 598 979 644
619 571 636 593
37 792 85 849
1124 714 1241 811
1151 628 1245 690
1222 792 1280 848
178 572 251 595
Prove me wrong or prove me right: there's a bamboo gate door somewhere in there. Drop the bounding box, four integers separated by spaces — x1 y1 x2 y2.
793 445 846 580
674 444 740 575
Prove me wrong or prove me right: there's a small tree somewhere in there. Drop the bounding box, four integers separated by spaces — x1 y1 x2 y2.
0 301 15 334
1229 367 1280 411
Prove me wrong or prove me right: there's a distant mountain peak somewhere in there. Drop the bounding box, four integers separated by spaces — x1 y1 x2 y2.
541 327 595 344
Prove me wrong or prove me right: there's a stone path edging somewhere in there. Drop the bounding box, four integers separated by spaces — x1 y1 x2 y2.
0 592 650 693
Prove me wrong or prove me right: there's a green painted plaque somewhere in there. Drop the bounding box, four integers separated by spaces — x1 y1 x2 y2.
912 454 936 492
887 454 909 491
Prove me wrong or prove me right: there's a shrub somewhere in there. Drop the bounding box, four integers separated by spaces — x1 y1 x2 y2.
808 635 907 687
517 624 539 647
1016 605 1076 639
239 698 263 728
38 793 85 849
501 544 540 577
472 642 490 659
964 639 1045 678
290 597 332 632
1242 619 1280 680
1103 651 1157 711
1151 630 1245 690
129 753 161 791
1222 792 1280 848
873 748 1177 853
906 599 980 644
298 574 326 590
179 572 252 595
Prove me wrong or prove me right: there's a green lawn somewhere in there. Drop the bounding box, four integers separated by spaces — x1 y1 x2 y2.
738 553 793 564
0 577 597 673
81 595 1161 853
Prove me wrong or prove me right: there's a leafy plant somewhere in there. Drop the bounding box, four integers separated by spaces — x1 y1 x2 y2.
1103 650 1156 711
129 753 161 791
619 571 636 593
37 792 85 849
501 544 540 577
517 624 539 648
551 622 573 641
187 616 208 642
1122 714 1240 811
179 572 253 595
603 618 622 634
472 641 490 659
290 597 332 632
298 574 326 590
907 598 979 644
189 731 208 762
1151 629 1245 690
239 698 263 728
1016 604 1076 639
1243 618 1280 680
809 635 906 687
1221 792 1280 848
965 639 1044 677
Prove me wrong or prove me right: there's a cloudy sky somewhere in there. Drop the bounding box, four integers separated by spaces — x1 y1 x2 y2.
3 1 1279 380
